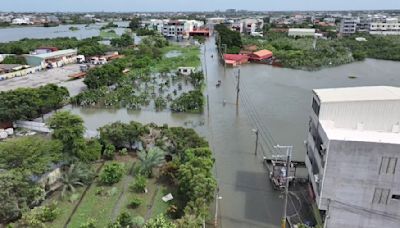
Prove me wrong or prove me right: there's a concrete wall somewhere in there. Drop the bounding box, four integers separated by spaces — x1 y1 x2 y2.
321 140 400 228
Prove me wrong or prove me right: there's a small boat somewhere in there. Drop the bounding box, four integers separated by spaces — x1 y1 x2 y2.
216 80 221 87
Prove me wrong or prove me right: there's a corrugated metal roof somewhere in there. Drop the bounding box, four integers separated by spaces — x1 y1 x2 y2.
314 86 400 103
253 50 273 58
31 49 77 59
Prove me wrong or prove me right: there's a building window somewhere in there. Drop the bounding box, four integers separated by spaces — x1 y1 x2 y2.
372 188 390 204
379 157 398 175
392 194 400 200
312 98 320 117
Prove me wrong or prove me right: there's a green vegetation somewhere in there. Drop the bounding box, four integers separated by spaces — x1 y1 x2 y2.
69 26 80 31
215 24 243 54
0 84 69 122
1 55 27 65
136 28 157 36
0 37 107 56
99 162 125 185
128 17 142 31
100 29 120 39
101 22 119 30
243 30 400 70
0 136 63 224
170 90 204 113
73 35 204 113
111 33 134 47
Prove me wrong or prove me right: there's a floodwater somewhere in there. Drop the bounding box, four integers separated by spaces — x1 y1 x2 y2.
42 36 400 227
0 21 129 42
68 38 400 227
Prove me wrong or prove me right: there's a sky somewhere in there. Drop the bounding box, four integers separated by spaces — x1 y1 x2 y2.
1 0 400 12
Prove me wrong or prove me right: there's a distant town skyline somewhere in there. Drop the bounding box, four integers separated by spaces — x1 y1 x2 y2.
2 0 400 12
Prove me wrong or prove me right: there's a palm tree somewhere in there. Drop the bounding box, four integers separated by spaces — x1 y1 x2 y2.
138 147 165 177
59 164 86 198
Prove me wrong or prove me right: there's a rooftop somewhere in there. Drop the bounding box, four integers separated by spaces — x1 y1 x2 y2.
321 120 400 145
28 49 77 59
314 86 400 103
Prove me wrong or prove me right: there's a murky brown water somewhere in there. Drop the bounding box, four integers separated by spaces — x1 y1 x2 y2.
61 37 400 227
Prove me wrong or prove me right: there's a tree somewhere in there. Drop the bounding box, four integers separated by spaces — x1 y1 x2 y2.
138 147 165 177
2 55 27 65
111 33 134 47
99 121 147 149
81 139 102 162
59 163 94 198
48 111 86 160
0 136 62 175
129 17 142 31
144 214 176 228
103 143 116 160
0 171 45 224
99 162 125 185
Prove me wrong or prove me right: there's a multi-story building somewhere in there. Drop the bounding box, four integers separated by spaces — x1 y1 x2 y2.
370 17 400 35
162 20 185 38
306 86 400 228
340 18 359 35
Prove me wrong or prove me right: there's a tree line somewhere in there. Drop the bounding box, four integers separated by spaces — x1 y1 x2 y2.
0 84 69 123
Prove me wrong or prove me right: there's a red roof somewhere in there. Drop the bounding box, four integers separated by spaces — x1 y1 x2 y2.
224 54 248 61
249 50 273 61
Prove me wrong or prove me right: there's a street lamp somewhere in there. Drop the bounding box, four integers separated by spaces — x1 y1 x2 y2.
252 129 259 156
274 145 293 228
214 188 223 227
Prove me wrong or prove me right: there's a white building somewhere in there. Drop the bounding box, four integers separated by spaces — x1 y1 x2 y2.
11 17 33 25
288 28 316 37
370 18 400 35
340 18 359 35
306 86 400 228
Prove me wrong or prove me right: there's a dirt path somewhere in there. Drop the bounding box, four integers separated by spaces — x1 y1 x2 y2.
145 186 160 220
111 162 136 220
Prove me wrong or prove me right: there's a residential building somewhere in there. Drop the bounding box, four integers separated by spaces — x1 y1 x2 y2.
340 18 359 35
370 17 400 35
306 86 400 228
288 28 316 37
162 20 185 38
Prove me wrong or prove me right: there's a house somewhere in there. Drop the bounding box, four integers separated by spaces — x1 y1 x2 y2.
248 50 273 62
178 67 196 76
24 49 78 68
288 28 316 37
370 18 400 35
31 163 64 193
223 54 249 67
306 86 400 228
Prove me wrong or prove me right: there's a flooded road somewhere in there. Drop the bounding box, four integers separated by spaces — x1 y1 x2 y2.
58 37 400 227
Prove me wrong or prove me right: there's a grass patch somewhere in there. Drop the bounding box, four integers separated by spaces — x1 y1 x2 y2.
151 186 170 217
100 30 119 39
67 160 132 227
155 44 201 72
44 189 84 227
125 178 158 218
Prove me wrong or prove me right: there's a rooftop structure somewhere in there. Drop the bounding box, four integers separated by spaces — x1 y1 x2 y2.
306 86 400 228
288 28 316 37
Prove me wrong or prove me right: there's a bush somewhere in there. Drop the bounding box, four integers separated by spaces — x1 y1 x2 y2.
19 203 59 227
128 196 143 208
132 216 145 228
117 212 133 227
37 203 59 222
99 162 125 185
120 148 128 156
80 218 96 228
82 139 102 162
103 143 116 160
130 174 147 193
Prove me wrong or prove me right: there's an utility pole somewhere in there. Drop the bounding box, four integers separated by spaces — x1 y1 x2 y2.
236 68 240 106
252 129 259 156
274 145 293 228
